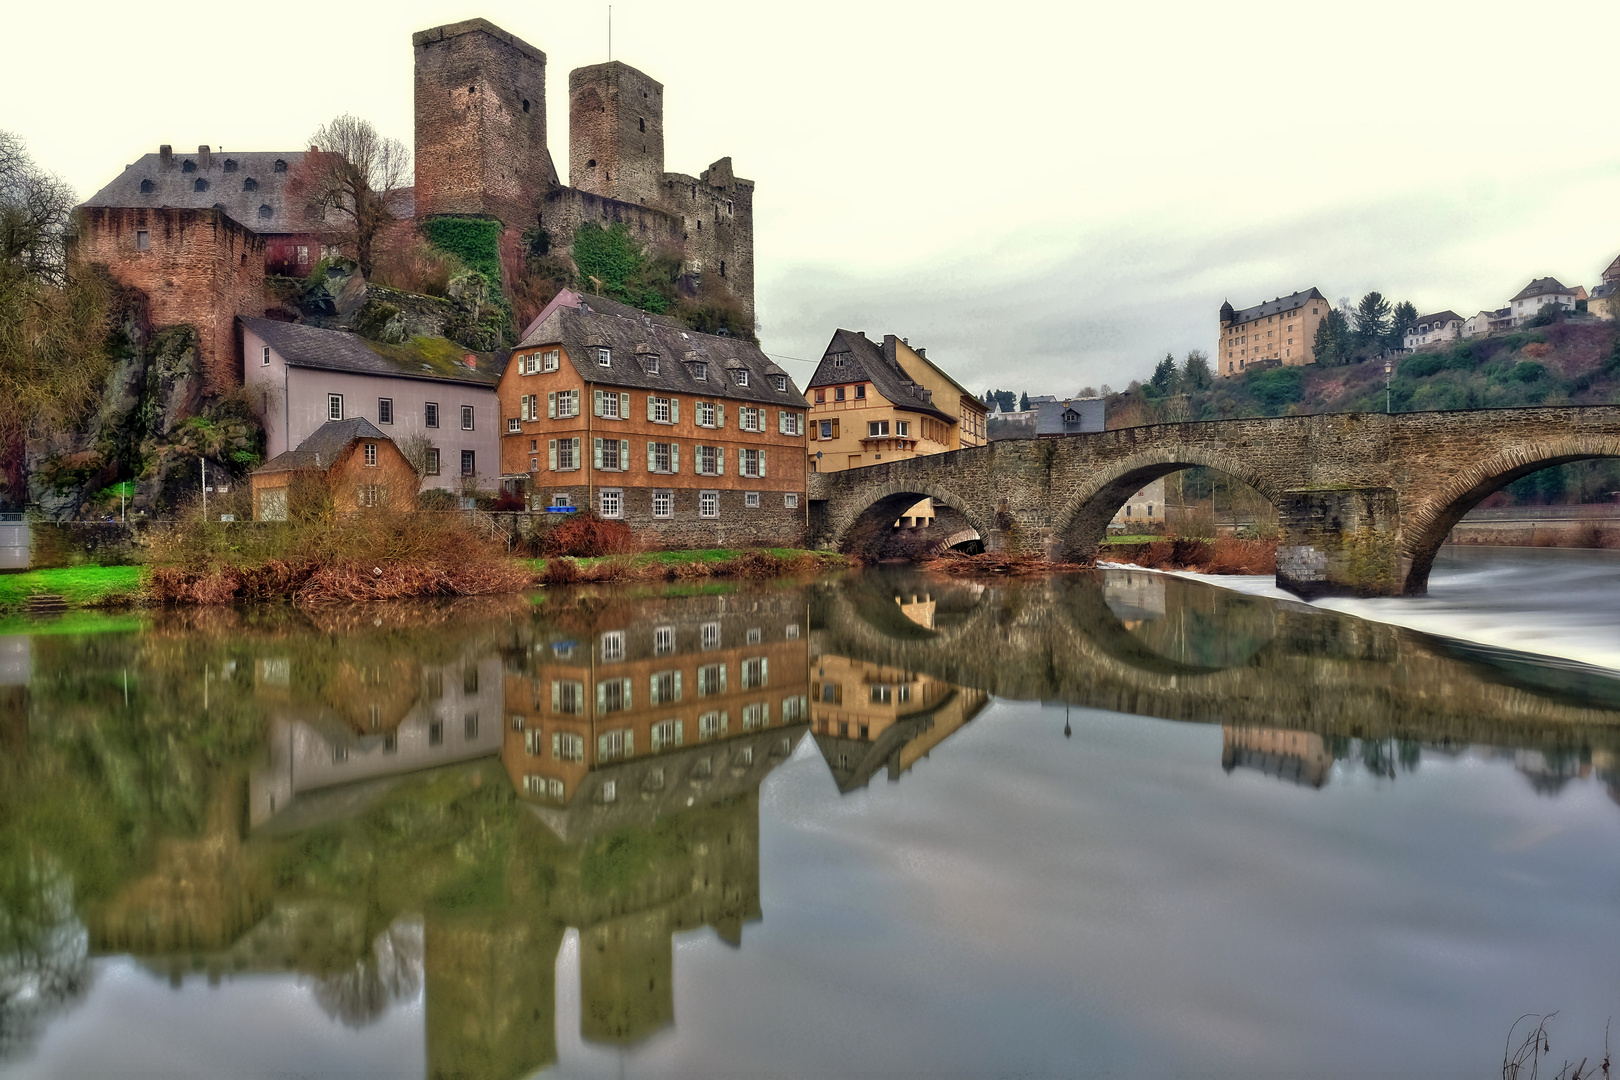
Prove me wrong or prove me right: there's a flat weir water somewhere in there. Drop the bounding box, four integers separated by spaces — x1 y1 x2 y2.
1 550 1616 1079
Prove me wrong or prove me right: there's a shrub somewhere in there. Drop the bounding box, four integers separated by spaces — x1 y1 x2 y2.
1510 360 1548 383
1402 354 1443 379
489 491 525 512
1247 367 1305 411
1520 341 1553 359
420 216 503 284
540 511 638 558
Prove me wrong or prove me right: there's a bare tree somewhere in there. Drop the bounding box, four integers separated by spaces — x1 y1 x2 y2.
291 115 410 279
0 130 75 286
395 433 435 489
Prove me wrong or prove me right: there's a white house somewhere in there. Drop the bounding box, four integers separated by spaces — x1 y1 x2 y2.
1509 278 1579 325
1403 310 1464 351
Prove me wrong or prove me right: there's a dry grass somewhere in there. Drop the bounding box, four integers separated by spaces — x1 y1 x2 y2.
1106 536 1279 575
538 513 640 558
538 548 836 585
919 550 1093 577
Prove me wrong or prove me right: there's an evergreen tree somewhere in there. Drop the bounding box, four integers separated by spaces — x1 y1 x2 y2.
1354 292 1392 349
1181 349 1212 391
1019 391 1031 411
1150 352 1177 394
1312 309 1352 365
1388 301 1418 352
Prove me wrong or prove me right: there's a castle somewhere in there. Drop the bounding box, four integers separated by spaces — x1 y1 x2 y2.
77 17 754 394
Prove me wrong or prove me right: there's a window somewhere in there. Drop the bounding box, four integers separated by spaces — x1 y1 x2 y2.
363 443 378 467
785 492 799 509
699 711 727 739
554 733 584 761
511 713 527 732
260 345 271 366
425 402 439 428
321 244 342 261
734 368 749 386
258 204 273 220
549 389 580 418
782 695 807 722
465 713 479 740
692 362 707 381
815 389 826 403
738 407 757 432
599 488 622 518
136 230 150 250
461 450 476 477
461 405 474 430
425 448 440 475
328 394 344 421
747 627 762 644
745 491 760 508
598 727 633 758
596 347 612 367
648 441 675 473
542 349 560 371
819 420 834 440
868 421 889 437
696 401 718 427
598 681 632 717
742 703 767 730
139 178 155 193
650 719 683 751
602 780 617 802
696 445 723 475
700 490 719 517
742 657 768 689
384 733 397 753
701 622 722 650
601 630 625 661
648 396 674 423
652 489 673 517
550 437 581 471
654 626 675 654
779 411 803 435
552 680 584 714
296 245 309 265
595 390 628 420
595 438 628 471
786 623 801 640
273 159 287 173
740 448 765 478
855 385 866 399
895 421 910 437
650 669 681 704
772 374 788 391
835 387 846 402
194 178 210 193
643 354 660 374
697 662 726 695
871 685 892 704
429 721 444 747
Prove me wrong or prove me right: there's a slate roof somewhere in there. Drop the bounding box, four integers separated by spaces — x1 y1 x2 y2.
254 417 390 475
804 329 955 423
1406 310 1463 332
82 149 337 234
516 298 803 406
1591 282 1618 300
1035 397 1105 436
1223 287 1328 326
240 317 506 386
1510 277 1574 302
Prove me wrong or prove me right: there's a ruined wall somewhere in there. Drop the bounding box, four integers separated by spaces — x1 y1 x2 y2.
569 62 665 208
413 18 556 226
75 206 265 395
654 159 755 323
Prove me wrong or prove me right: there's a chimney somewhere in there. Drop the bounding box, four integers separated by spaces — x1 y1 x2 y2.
197 145 212 170
916 347 927 359
159 144 173 168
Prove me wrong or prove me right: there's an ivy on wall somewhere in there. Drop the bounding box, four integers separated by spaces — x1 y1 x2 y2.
420 217 503 287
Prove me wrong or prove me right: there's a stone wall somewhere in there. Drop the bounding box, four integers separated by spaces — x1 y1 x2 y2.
569 62 665 209
517 485 805 548
76 206 265 395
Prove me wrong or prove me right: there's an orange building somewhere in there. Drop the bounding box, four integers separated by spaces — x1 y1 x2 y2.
496 292 809 547
250 418 419 520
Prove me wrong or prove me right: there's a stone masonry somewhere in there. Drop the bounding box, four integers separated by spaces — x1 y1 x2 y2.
805 405 1620 596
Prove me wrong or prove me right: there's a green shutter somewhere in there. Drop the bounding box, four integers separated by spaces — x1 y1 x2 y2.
624 729 634 755
594 389 604 416
673 671 682 701
647 441 657 472
761 657 768 685
719 664 727 692
598 733 609 757
596 682 606 713
548 440 558 470
551 681 560 710
759 450 766 478
716 403 724 427
716 447 725 475
674 720 684 746
622 678 632 710
670 398 679 423
620 440 629 471
619 392 630 417
671 443 679 473
593 438 603 469
650 675 660 706
548 391 556 419
571 437 581 465
551 732 560 756
647 395 656 421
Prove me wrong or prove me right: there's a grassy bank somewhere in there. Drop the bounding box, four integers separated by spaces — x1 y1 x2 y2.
529 547 845 585
0 565 144 610
1101 536 1279 575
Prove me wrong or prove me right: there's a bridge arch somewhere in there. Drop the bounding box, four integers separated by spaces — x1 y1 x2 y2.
1051 447 1284 560
818 479 994 557
1401 433 1620 594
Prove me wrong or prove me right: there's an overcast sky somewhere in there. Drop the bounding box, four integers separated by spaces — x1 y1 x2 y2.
7 0 1619 394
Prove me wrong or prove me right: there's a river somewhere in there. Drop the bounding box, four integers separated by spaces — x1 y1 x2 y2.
1 549 1616 1079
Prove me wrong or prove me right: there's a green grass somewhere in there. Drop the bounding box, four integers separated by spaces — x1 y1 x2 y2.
0 610 148 636
525 547 830 571
0 565 144 609
1103 535 1163 545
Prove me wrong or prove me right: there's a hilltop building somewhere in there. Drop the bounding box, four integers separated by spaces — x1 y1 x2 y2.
1509 277 1578 325
1403 310 1464 351
500 292 806 544
1034 397 1104 436
805 330 989 527
1217 287 1329 377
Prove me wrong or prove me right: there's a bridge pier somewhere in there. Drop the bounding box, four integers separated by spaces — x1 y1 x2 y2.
1275 488 1400 599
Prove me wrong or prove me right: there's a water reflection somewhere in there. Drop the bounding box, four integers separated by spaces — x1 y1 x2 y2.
0 568 1617 1076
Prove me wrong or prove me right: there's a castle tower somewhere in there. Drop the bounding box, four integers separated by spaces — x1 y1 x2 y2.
568 61 665 208
413 18 558 226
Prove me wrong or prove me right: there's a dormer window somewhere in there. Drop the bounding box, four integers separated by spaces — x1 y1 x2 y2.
139 178 155 193
692 362 707 381
182 160 196 173
643 354 659 374
733 369 749 387
832 355 846 372
258 204 273 219
223 159 238 173
596 347 611 367
193 178 209 192
243 178 258 192
273 159 288 173
771 374 787 391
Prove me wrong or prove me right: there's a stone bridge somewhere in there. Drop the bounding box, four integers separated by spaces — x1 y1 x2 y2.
805 406 1620 595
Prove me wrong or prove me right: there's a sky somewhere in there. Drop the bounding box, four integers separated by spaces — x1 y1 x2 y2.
6 0 1620 396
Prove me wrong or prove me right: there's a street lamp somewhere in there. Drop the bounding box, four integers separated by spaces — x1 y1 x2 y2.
1384 358 1393 415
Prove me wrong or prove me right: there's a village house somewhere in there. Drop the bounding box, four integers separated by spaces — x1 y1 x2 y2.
249 418 419 521
1217 287 1329 377
1509 277 1579 325
805 329 989 527
1034 397 1104 437
1462 309 1510 339
1403 310 1464 351
241 317 505 496
499 293 808 545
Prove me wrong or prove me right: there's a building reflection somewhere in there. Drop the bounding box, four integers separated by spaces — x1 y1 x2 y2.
1222 726 1335 788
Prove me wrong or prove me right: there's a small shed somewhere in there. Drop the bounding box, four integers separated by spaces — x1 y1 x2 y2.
251 418 418 520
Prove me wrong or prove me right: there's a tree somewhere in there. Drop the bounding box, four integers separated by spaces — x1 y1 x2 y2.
1353 292 1392 349
1019 391 1030 411
1181 349 1212 391
1150 352 1178 394
1388 301 1418 352
292 115 410 279
1312 308 1351 365
0 130 75 286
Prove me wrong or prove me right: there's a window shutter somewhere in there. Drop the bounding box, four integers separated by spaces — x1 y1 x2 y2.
548 392 556 419
721 712 729 735
551 681 560 710
673 671 682 701
548 440 558 470
763 701 771 724
778 410 786 434
593 438 603 469
594 389 604 416
674 720 684 746
716 447 725 475
720 664 728 692
619 392 630 417
647 395 656 421
596 683 606 713
622 678 632 710
716 404 725 427
647 442 657 471
670 444 679 473
650 676 661 706
551 732 560 756
619 440 629 471
571 437 581 463
831 419 840 438
670 398 679 423
598 732 609 757
761 657 768 684
624 729 634 755
759 450 767 478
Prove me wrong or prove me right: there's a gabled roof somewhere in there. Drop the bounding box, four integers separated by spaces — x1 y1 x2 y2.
1406 310 1463 331
81 149 333 234
254 417 390 475
1035 397 1105 436
805 329 954 423
240 317 506 386
882 335 986 412
1603 254 1620 285
1510 277 1573 302
1224 287 1327 325
515 300 802 406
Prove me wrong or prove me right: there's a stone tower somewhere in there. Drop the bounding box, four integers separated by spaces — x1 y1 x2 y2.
413 18 558 225
568 61 665 209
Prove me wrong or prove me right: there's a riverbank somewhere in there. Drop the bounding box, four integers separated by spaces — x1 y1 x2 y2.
1099 535 1279 575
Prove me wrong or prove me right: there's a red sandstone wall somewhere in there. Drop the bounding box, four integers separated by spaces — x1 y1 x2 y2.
76 206 265 395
